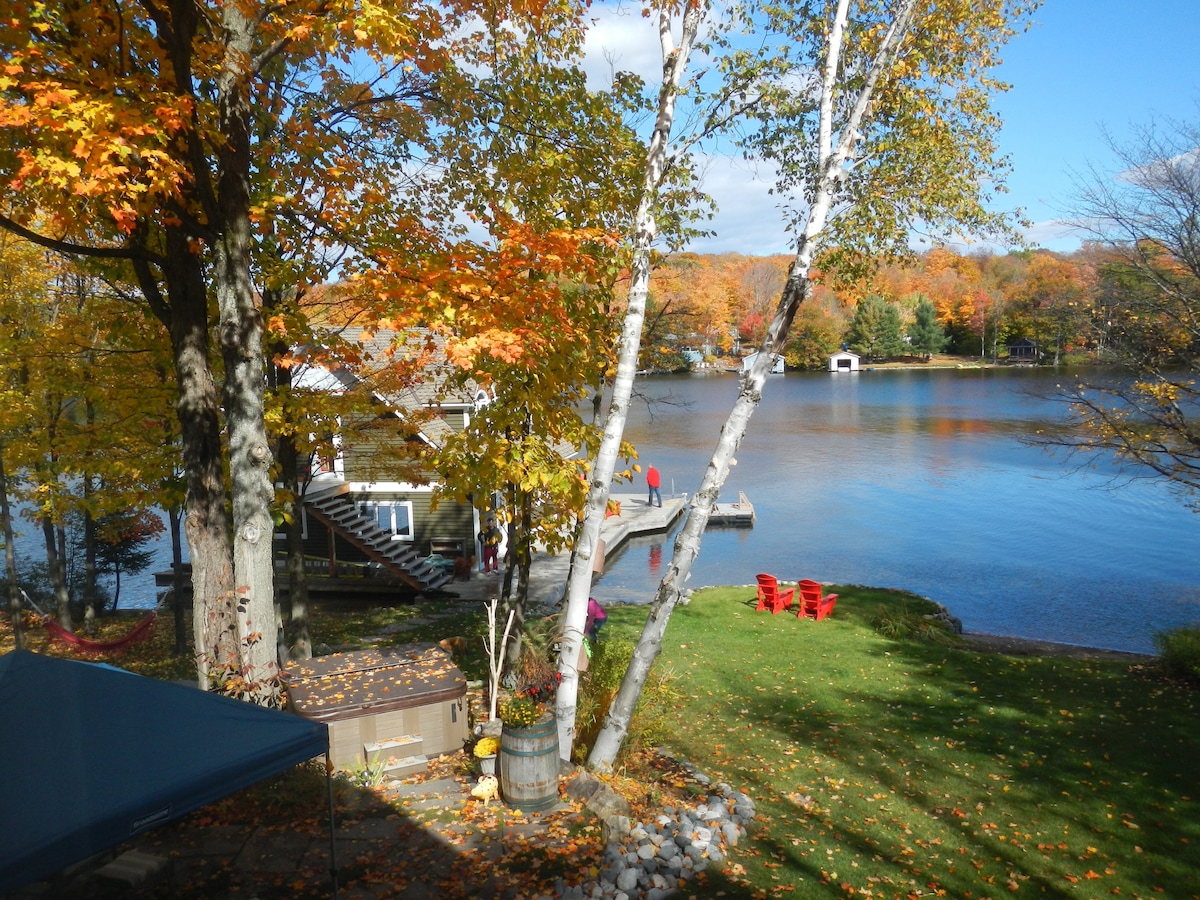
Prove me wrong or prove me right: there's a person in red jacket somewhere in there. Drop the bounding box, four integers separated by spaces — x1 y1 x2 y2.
647 464 662 507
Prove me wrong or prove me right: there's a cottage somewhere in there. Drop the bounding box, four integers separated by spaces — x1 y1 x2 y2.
741 351 785 375
288 327 495 595
828 349 861 372
1007 338 1039 361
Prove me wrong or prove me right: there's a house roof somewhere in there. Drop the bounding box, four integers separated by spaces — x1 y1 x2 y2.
297 326 580 460
301 327 482 447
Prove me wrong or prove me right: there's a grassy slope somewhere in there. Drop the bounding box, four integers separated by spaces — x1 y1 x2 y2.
6 587 1195 898
605 585 1199 899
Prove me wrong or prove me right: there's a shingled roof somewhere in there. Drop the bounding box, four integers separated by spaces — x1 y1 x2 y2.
306 326 482 447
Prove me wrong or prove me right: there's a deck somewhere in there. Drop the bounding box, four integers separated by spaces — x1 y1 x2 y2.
708 491 755 526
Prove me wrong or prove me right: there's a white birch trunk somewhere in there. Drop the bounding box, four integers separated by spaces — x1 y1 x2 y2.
554 3 705 761
588 0 918 770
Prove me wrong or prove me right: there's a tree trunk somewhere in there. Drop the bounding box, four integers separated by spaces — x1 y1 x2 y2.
215 1 280 705
554 1 704 762
284 504 311 660
277 426 312 662
41 514 71 628
138 229 239 690
502 488 534 675
587 0 918 771
266 287 312 663
0 443 23 649
82 471 97 631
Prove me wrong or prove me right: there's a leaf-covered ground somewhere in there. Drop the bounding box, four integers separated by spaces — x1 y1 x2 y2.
5 587 1196 899
628 586 1199 899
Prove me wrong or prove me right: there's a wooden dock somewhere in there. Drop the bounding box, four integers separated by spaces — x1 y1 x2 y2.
707 491 755 527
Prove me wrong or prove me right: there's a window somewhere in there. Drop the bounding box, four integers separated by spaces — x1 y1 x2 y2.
359 500 414 541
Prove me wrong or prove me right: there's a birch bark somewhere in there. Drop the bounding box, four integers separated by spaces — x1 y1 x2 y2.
554 1 706 761
588 0 919 770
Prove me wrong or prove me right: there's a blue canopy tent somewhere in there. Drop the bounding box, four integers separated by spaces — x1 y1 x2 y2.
0 649 332 893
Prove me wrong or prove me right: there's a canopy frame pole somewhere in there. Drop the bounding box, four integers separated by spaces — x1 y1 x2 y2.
326 751 339 898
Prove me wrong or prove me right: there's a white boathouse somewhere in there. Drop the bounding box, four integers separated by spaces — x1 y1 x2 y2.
828 349 861 372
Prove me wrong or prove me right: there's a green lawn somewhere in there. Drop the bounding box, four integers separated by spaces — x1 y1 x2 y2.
10 586 1193 898
603 585 1199 899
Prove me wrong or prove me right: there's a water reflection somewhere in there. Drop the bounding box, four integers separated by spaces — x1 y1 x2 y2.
596 369 1200 654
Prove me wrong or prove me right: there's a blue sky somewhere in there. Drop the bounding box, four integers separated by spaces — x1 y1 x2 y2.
583 1 1200 257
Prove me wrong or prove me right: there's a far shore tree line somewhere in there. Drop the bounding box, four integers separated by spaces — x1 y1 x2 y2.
2 0 1197 770
640 242 1156 370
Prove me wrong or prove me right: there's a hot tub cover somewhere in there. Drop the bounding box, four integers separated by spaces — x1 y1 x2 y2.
0 649 328 892
285 643 466 721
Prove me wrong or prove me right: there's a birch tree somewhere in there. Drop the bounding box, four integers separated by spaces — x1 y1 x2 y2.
584 0 1036 770
554 0 710 760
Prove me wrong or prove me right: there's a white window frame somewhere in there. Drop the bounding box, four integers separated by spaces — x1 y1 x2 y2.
358 500 415 542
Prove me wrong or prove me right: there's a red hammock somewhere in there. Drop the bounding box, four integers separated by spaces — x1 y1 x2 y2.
41 611 158 657
22 588 161 657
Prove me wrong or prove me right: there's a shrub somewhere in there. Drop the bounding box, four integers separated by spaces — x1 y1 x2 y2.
512 616 563 702
872 602 959 645
1153 626 1200 684
571 636 681 765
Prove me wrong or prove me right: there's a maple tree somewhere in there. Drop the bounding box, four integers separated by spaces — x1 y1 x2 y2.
584 0 1038 770
357 16 647 664
0 232 44 649
1 0 615 700
1006 252 1094 364
0 239 176 634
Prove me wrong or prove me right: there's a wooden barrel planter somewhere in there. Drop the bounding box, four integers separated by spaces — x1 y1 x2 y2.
499 713 560 811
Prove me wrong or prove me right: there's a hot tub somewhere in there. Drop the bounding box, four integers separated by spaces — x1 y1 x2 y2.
285 643 468 774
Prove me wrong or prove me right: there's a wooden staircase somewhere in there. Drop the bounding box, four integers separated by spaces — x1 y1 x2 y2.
303 487 454 593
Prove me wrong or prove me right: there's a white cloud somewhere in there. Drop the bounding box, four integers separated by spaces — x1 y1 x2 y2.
687 155 795 256
581 5 663 90
579 7 796 256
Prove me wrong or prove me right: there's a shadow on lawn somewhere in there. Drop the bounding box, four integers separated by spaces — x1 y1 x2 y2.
702 588 1200 897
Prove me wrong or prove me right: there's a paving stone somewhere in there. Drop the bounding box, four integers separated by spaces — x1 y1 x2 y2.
389 777 463 799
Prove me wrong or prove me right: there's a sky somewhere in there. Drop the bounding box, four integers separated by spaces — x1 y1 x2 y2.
580 0 1200 257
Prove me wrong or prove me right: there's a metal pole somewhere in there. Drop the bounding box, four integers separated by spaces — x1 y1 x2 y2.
325 751 339 899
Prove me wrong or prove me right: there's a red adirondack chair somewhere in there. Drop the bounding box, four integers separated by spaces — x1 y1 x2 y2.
756 573 795 614
798 579 838 620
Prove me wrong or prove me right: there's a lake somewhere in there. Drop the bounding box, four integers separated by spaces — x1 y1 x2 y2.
592 367 1200 654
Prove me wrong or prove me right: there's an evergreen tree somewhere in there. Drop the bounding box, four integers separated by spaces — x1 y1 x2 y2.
848 295 905 361
908 296 948 358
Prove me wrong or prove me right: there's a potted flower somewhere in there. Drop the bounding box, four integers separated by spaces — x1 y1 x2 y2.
473 736 500 775
497 694 560 811
499 695 544 728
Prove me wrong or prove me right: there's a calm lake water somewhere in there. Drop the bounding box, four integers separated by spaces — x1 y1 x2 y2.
593 368 1200 654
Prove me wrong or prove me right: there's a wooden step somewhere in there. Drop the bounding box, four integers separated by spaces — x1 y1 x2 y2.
380 754 429 779
94 851 168 887
364 734 424 767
